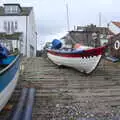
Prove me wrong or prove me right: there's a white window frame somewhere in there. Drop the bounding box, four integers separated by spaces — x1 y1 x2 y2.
4 6 19 14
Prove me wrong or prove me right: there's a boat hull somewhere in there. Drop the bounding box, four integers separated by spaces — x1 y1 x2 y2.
47 46 106 74
0 55 20 111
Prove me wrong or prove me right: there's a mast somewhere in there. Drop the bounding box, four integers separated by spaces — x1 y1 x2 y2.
99 12 101 27
65 0 70 31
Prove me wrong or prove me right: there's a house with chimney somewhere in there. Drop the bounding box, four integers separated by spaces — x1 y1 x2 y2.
108 21 120 58
0 3 37 57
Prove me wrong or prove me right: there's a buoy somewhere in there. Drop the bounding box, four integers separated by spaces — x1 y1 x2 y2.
74 43 81 49
114 40 120 50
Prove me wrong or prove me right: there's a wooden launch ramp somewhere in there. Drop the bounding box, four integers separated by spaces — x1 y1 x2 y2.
0 57 120 120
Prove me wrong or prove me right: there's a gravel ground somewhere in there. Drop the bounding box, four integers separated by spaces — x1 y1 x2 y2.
1 57 120 120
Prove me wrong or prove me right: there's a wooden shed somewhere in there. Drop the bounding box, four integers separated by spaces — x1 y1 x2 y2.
63 25 111 48
63 30 101 48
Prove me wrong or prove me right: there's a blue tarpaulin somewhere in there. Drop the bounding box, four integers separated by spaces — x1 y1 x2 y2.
0 44 9 58
52 39 62 49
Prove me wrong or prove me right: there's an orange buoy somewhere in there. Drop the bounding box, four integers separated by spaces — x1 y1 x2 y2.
74 44 81 49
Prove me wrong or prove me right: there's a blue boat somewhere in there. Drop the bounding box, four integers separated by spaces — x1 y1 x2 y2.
0 45 20 111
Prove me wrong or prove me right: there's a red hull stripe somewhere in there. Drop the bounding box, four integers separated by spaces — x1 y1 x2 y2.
47 46 106 58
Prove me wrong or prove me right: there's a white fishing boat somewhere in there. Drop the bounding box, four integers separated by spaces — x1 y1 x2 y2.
47 45 106 74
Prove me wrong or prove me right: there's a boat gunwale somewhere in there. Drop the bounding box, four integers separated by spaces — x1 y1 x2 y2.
0 55 20 75
47 46 106 58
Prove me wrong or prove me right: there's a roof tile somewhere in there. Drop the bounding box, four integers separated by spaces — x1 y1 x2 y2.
112 21 120 28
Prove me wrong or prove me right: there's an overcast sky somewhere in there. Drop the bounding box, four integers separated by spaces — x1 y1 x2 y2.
0 0 120 49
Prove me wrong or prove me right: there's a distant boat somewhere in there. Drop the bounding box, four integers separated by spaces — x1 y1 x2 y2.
0 45 20 111
47 44 106 74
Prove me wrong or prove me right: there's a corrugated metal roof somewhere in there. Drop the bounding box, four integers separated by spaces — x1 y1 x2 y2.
112 21 120 28
0 6 32 16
